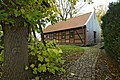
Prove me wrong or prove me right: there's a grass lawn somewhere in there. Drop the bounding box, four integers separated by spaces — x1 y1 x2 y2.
58 45 85 54
58 45 85 62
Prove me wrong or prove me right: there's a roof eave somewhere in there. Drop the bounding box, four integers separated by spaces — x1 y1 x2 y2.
44 25 86 34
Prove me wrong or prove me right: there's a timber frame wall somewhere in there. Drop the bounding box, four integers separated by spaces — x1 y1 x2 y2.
44 26 86 46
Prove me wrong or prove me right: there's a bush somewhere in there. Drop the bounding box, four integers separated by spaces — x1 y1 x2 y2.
28 40 65 79
101 2 120 62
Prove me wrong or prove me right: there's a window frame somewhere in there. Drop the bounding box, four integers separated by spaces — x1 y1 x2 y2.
69 30 74 38
53 33 56 39
62 31 66 39
47 34 50 39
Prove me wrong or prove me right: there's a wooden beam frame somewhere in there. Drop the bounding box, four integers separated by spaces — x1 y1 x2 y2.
75 30 84 45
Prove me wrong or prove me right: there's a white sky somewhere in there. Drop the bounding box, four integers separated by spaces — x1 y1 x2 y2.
75 0 118 15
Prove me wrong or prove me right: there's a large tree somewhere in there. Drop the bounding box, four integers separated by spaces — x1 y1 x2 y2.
0 0 57 79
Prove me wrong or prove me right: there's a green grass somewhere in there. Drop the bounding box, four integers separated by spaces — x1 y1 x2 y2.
58 45 85 54
58 45 85 62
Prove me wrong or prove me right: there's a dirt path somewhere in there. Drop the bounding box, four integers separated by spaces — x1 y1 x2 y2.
95 49 120 80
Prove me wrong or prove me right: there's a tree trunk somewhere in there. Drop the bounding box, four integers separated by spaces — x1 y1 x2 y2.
38 21 46 46
31 25 37 39
3 25 28 80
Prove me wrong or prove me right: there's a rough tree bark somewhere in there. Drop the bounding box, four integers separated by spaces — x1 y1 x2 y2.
2 20 29 79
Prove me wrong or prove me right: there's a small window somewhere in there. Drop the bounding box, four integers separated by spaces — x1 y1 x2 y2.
47 34 50 38
53 33 56 39
62 32 66 39
49 34 52 39
70 30 74 38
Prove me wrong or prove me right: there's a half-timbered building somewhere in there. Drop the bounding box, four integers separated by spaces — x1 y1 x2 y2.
43 12 101 46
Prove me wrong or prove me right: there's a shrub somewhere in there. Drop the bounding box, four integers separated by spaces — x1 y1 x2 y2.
28 40 65 79
101 2 120 62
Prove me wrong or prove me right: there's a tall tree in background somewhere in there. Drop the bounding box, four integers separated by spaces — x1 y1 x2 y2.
55 0 78 20
84 0 93 4
54 0 93 21
95 5 107 25
0 0 57 79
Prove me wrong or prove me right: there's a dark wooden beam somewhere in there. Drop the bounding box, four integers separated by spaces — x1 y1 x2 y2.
75 30 84 45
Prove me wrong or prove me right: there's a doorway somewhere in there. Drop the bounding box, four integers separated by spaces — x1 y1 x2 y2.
94 31 96 43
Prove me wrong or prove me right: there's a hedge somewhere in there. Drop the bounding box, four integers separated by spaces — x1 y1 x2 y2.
101 2 120 62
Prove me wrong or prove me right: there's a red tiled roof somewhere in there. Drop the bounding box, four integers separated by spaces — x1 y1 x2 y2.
43 12 92 33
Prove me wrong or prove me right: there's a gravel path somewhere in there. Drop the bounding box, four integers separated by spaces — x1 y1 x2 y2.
63 46 100 80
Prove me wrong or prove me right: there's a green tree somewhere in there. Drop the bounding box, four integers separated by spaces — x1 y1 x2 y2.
0 0 57 79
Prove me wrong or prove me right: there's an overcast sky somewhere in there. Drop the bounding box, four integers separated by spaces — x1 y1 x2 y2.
75 0 118 15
